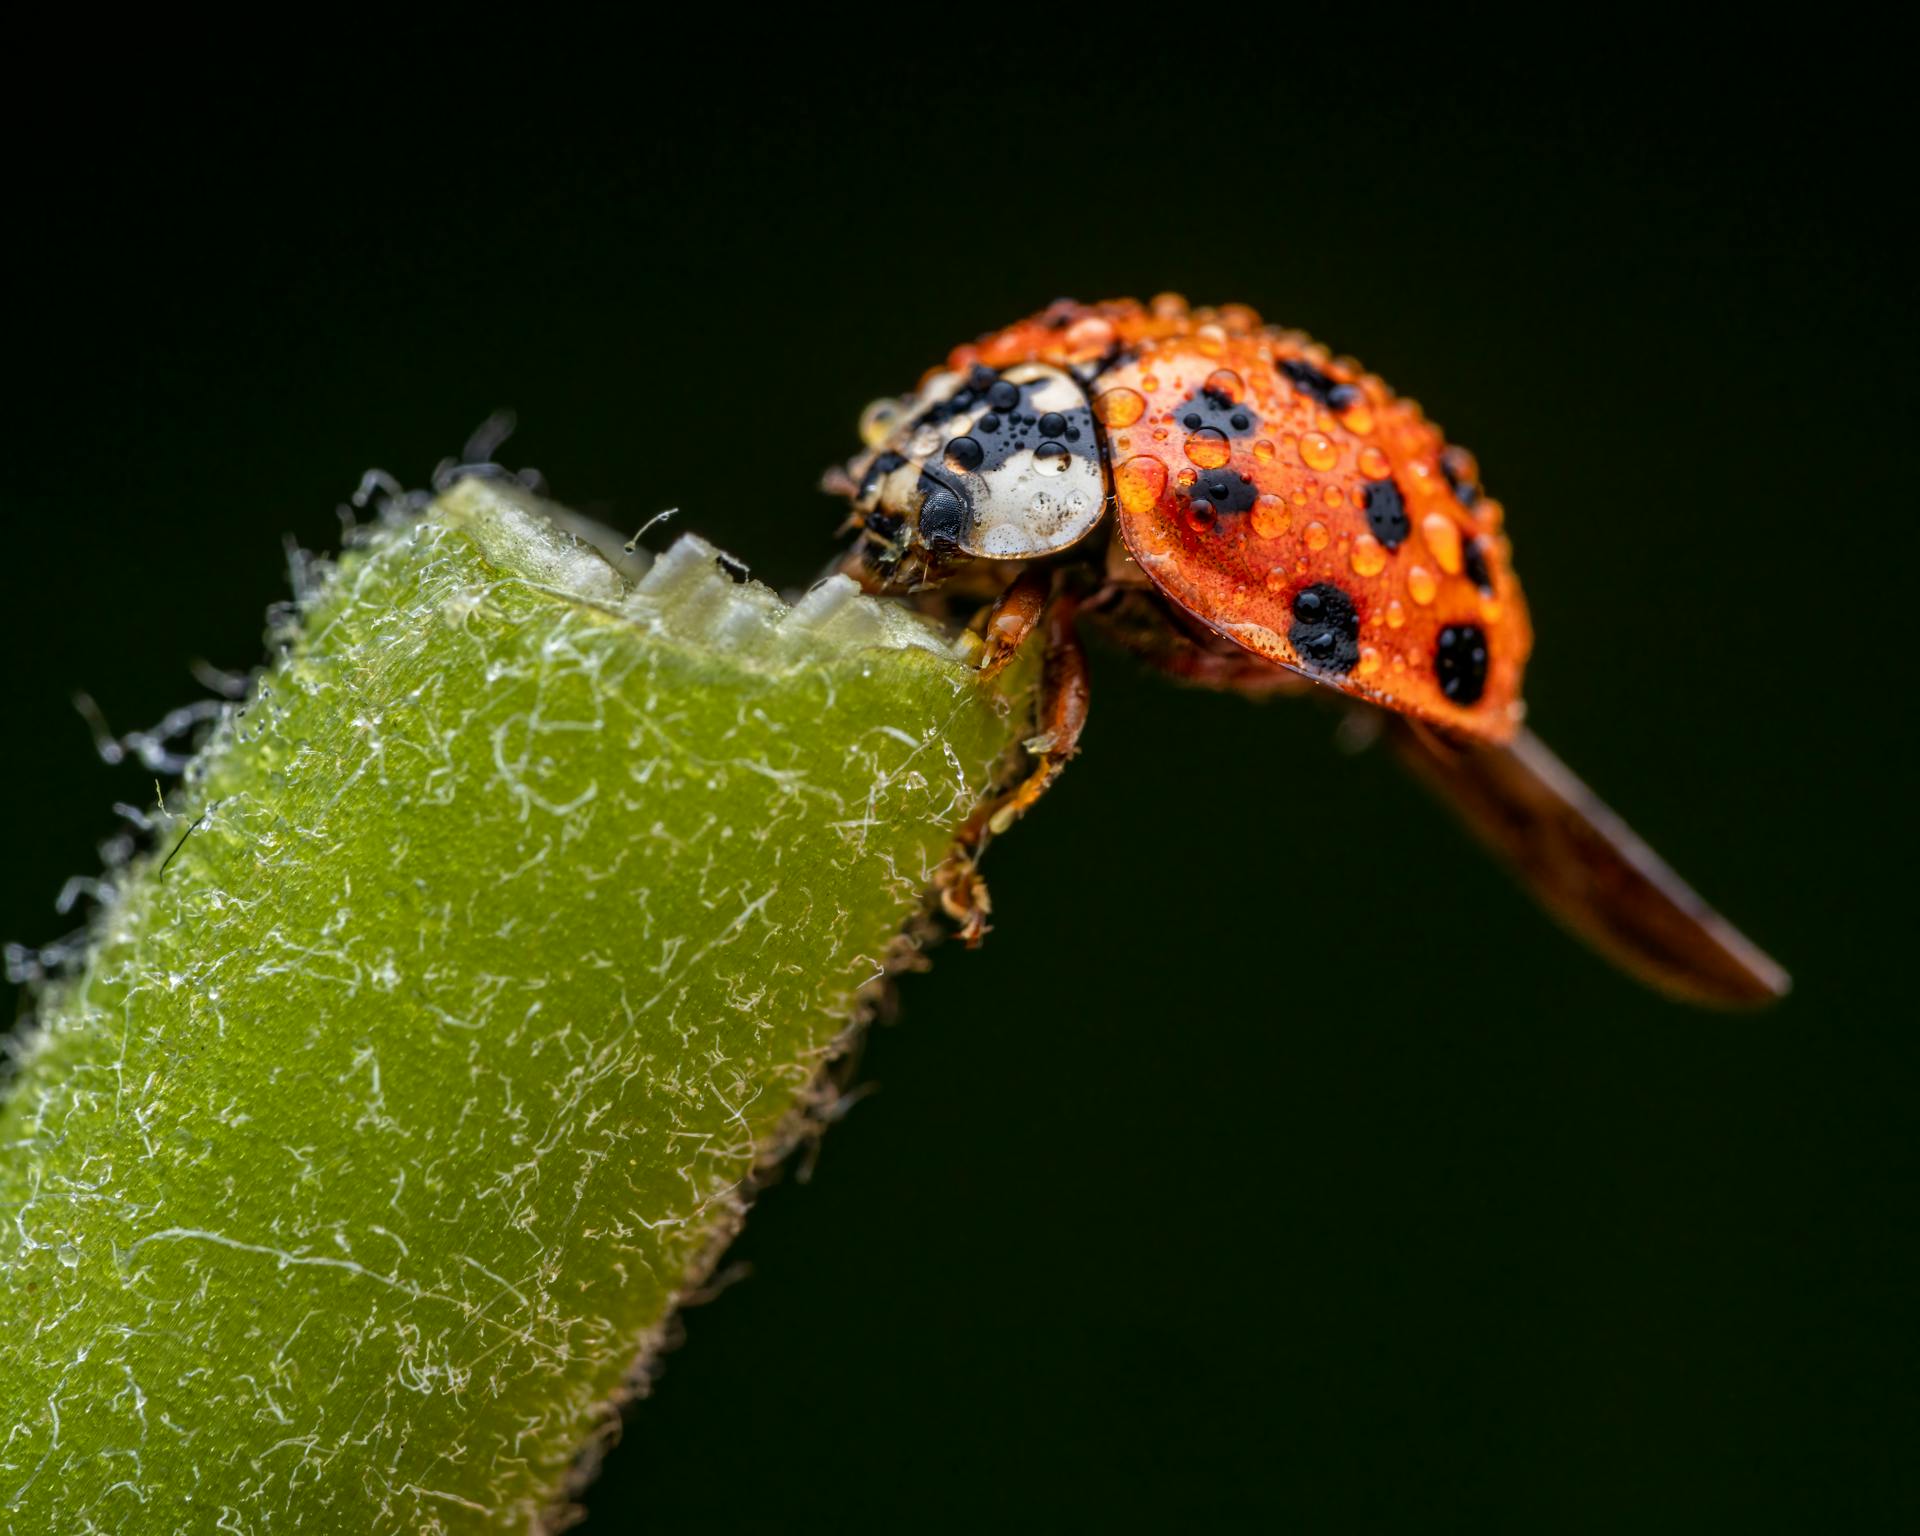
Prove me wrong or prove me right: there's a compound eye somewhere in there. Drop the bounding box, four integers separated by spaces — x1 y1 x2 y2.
859 396 907 448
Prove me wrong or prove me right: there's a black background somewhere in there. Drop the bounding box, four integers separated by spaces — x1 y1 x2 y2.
8 42 1913 1532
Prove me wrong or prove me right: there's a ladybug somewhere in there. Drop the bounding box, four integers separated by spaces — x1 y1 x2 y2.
823 296 1787 1006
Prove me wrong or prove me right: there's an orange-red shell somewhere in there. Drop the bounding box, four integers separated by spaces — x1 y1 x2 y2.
951 297 1534 742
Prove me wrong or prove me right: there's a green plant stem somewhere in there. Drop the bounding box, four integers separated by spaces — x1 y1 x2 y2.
0 480 1036 1533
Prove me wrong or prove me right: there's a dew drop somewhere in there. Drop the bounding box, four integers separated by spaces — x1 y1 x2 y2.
1359 445 1391 480
1204 367 1245 402
1422 512 1463 574
1358 645 1382 677
1351 533 1387 576
1386 598 1407 629
859 398 903 447
1304 519 1331 552
1093 387 1145 428
1195 323 1228 356
1299 431 1338 472
1408 565 1438 605
1184 428 1232 469
1253 438 1276 463
1034 441 1071 475
1339 399 1376 436
1116 455 1168 516
1252 493 1290 539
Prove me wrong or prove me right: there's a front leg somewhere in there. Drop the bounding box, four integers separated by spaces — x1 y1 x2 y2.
937 573 1092 943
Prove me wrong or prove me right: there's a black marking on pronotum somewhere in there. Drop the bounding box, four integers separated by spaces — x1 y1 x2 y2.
1435 623 1490 705
1461 536 1494 595
1439 446 1481 508
923 372 1099 483
1188 469 1258 515
1176 385 1259 438
977 401 1097 476
1288 583 1361 674
910 366 1010 433
1361 478 1411 549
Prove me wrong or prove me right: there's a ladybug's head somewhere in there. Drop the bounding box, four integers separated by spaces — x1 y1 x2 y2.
829 360 1106 562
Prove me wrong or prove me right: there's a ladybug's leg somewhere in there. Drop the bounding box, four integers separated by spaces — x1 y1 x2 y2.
975 568 1048 679
938 575 1091 944
986 582 1091 831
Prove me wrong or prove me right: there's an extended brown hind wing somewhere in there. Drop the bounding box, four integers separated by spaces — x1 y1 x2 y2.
1391 720 1790 1007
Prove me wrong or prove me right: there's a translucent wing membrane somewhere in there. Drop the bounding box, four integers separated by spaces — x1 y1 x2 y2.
1392 720 1790 1006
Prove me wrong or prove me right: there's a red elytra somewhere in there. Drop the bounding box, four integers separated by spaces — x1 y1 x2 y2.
827 296 1786 1007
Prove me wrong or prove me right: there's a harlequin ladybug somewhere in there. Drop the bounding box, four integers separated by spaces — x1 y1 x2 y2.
823 296 1787 1006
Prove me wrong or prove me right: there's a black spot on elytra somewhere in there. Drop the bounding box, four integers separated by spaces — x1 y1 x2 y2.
1288 583 1361 674
1361 479 1410 549
1280 358 1362 413
1435 624 1489 705
912 367 1009 433
1189 469 1257 514
1175 386 1259 437
1439 446 1481 508
1461 537 1494 595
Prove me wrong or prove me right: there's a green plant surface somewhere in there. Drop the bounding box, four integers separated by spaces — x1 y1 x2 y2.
0 480 1037 1533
